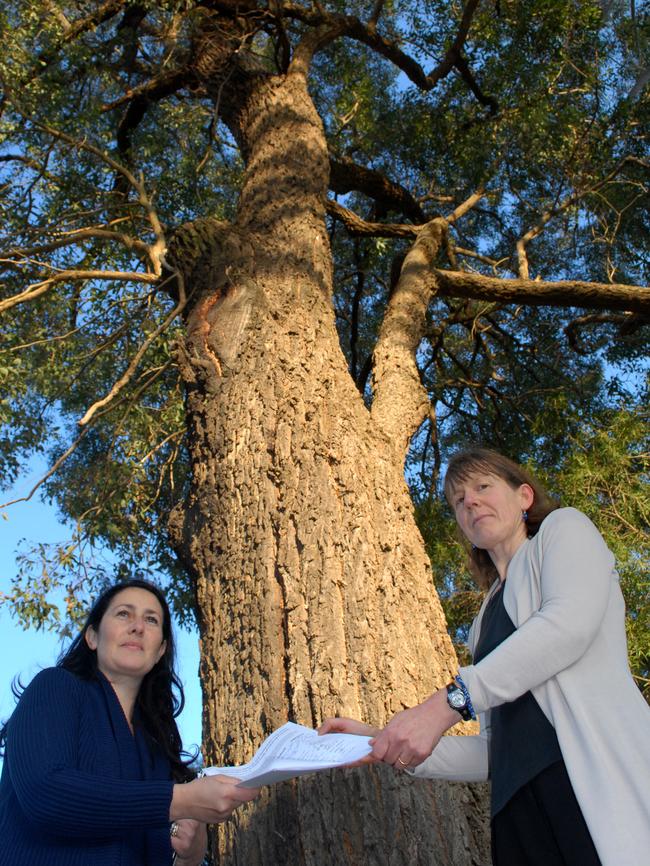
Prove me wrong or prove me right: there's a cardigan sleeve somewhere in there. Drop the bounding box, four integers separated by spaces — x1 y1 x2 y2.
408 712 490 782
6 667 174 837
458 508 615 714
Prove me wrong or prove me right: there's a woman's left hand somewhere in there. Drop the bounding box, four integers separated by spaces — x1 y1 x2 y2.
170 818 207 866
318 717 380 738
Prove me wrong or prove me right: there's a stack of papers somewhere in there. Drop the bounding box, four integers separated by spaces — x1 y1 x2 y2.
201 721 373 787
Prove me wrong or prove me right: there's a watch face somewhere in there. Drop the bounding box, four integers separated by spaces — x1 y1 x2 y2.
448 689 467 710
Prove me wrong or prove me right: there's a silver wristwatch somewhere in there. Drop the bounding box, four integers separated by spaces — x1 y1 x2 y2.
445 682 472 721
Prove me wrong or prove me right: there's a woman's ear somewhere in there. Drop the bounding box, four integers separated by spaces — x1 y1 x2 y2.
85 627 97 651
519 483 534 511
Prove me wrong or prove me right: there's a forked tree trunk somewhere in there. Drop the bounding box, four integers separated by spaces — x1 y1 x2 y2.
168 64 490 866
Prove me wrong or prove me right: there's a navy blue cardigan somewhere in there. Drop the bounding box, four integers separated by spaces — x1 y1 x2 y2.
0 667 176 866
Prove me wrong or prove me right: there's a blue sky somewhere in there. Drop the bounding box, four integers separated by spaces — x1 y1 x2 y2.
0 468 203 754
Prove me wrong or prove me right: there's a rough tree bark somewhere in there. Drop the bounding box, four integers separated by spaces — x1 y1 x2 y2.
168 52 489 866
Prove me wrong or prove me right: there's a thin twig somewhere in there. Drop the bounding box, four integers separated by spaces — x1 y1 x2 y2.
516 156 643 279
139 428 185 465
78 269 186 426
11 112 167 275
0 428 90 509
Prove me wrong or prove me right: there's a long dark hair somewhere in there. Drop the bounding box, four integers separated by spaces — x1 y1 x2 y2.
444 447 559 590
1 579 196 782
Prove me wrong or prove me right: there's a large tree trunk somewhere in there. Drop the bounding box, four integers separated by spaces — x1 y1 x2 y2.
168 63 490 866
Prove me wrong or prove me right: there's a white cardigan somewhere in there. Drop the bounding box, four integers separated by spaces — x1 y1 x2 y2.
411 508 650 866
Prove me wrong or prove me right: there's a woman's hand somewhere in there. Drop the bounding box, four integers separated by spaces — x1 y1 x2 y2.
170 775 261 825
170 819 207 866
318 717 380 738
317 717 381 767
370 688 460 769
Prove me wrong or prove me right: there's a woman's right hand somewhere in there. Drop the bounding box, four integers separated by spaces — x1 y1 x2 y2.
318 717 380 737
170 775 260 824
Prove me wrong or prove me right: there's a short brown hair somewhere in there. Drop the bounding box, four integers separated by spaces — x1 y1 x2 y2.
444 447 559 589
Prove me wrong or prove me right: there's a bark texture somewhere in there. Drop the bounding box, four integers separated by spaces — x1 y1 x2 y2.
168 64 490 866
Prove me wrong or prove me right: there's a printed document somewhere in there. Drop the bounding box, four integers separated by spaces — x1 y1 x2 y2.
201 721 373 787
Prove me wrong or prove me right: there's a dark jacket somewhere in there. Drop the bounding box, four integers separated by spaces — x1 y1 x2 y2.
0 667 175 865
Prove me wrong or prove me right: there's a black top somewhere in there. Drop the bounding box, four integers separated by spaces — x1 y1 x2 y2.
473 582 562 816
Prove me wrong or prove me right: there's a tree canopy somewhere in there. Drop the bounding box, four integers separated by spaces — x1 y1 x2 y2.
1 0 648 687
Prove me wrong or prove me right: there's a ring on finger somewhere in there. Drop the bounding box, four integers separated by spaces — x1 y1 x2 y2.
397 757 409 767
170 822 180 838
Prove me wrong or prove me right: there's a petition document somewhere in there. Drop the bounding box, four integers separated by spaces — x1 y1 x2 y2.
201 721 373 787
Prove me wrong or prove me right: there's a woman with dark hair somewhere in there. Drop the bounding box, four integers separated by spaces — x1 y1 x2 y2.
321 447 650 866
0 579 259 866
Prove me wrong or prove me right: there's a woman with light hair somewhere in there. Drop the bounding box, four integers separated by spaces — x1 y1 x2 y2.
322 447 650 866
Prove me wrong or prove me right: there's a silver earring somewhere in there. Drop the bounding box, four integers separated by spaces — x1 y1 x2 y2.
522 510 529 522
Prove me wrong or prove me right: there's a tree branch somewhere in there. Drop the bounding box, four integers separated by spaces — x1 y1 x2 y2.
325 199 418 238
454 247 505 269
564 311 649 352
453 53 499 113
326 184 486 238
284 0 490 100
432 270 650 315
371 218 449 454
368 0 385 30
27 0 130 80
0 270 158 316
112 68 194 158
445 187 486 224
0 226 151 262
329 157 426 222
